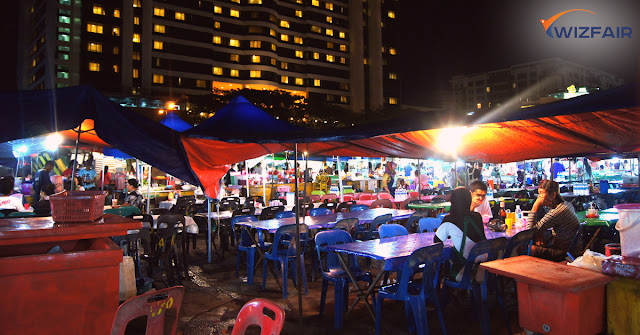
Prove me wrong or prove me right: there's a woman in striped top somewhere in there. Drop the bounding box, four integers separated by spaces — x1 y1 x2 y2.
526 180 580 261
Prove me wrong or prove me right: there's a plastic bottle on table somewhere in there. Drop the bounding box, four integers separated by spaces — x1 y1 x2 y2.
499 199 507 223
515 205 523 228
486 185 494 201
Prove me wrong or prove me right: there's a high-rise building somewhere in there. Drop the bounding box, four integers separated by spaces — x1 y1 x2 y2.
18 0 401 113
450 58 624 116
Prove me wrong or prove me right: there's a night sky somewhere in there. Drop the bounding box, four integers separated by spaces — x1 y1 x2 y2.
2 0 639 107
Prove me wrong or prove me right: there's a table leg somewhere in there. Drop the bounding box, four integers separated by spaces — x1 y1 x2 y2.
584 227 602 251
336 253 382 321
243 227 283 291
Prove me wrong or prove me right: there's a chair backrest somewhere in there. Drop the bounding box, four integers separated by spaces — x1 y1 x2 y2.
231 215 258 247
349 204 369 212
418 218 442 233
220 200 239 212
336 200 357 213
111 286 185 335
222 196 241 204
151 208 170 215
405 210 431 232
359 194 376 201
458 237 507 288
409 191 419 198
343 194 355 201
186 203 205 216
396 244 444 298
378 223 408 238
320 193 338 202
503 228 536 258
370 199 393 209
308 194 322 203
291 203 313 217
231 298 286 335
259 206 285 220
319 201 338 212
356 192 373 200
332 218 359 238
315 230 354 273
567 223 586 261
407 199 424 207
233 207 256 217
275 211 296 219
377 192 393 200
157 213 185 229
431 197 448 204
399 197 418 210
365 213 393 240
269 197 287 206
309 207 333 217
436 212 448 222
311 190 325 196
272 224 309 256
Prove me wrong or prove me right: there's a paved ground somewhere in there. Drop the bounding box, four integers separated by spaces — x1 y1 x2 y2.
136 237 529 335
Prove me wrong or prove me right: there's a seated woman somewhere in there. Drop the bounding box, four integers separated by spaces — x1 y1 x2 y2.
526 180 580 261
32 184 56 216
123 179 144 209
435 187 486 281
0 177 28 216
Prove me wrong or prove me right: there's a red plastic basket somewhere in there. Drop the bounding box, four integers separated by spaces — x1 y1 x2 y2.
50 191 106 222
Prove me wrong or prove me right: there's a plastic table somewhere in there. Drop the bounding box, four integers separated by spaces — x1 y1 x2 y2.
575 208 618 227
480 256 615 335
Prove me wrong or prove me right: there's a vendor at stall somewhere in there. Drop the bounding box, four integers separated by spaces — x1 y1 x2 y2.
526 180 580 261
382 161 396 196
123 179 144 209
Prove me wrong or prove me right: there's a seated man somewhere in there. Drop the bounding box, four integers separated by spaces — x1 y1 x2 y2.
526 180 580 261
469 181 493 222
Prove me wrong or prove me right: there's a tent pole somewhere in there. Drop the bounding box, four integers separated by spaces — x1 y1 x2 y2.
70 123 82 191
245 160 250 198
417 159 421 197
337 156 344 202
568 158 572 186
304 149 308 201
550 158 554 181
207 198 212 263
262 158 266 204
293 143 304 335
146 165 151 215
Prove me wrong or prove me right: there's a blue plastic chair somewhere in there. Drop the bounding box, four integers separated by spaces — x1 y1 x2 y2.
309 208 333 217
262 224 309 298
349 204 369 212
275 211 296 219
418 218 442 233
315 230 372 329
437 212 448 222
442 237 510 335
503 228 536 258
375 243 447 335
405 210 431 233
356 214 392 241
231 215 263 285
379 224 408 239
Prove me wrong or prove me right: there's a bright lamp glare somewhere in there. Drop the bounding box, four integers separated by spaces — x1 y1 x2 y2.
44 133 63 151
436 126 470 156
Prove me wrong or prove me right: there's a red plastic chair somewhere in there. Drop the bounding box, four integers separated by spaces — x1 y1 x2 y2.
377 192 393 200
343 194 354 201
231 298 286 335
111 286 185 335
359 193 376 201
409 191 419 198
320 193 338 202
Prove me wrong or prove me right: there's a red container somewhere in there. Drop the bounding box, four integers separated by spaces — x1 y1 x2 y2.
605 243 622 257
50 190 106 222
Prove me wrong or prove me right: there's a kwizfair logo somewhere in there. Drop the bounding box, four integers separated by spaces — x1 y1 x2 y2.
540 9 632 38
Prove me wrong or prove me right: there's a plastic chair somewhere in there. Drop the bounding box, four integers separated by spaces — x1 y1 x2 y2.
315 230 372 329
342 194 355 201
232 215 262 285
332 218 359 239
309 207 333 217
262 224 309 298
311 190 325 196
437 212 448 222
409 191 419 198
336 200 357 213
399 197 418 210
418 218 441 233
111 286 185 335
291 203 313 217
308 194 322 203
231 298 286 335
370 199 393 209
259 206 285 220
356 213 392 241
431 197 448 204
320 193 338 203
442 237 510 335
503 228 536 258
404 210 431 232
349 204 369 212
377 192 393 200
359 193 376 201
275 211 296 219
156 214 188 282
567 223 586 261
379 223 408 238
375 244 446 335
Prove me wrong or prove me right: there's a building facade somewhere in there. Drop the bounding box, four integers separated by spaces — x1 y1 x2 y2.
450 58 624 116
18 0 401 113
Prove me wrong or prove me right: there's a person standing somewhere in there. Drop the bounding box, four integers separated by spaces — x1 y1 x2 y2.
382 161 397 196
551 159 565 180
33 161 54 202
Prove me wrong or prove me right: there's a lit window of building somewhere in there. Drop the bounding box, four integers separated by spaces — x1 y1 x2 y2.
197 80 206 88
250 70 261 78
89 62 100 72
271 44 277 51
133 68 139 78
326 29 333 36
326 3 333 10
229 39 240 47
388 10 396 18
87 42 102 52
154 25 165 33
327 42 334 48
133 33 141 43
326 54 335 62
486 86 491 92
112 27 120 36
134 16 140 25
271 58 276 65
213 67 223 75
232 0 240 3
133 52 140 60
295 77 303 85
389 97 398 104
477 103 482 109
389 47 396 55
326 16 332 23
113 9 120 17
250 40 261 48
294 36 303 44
154 7 164 16
388 72 397 80
252 55 261 63
295 50 304 58
57 71 69 79
295 10 302 17
313 52 319 60
311 26 321 33
59 16 71 24
153 41 163 50
230 54 239 62
340 96 348 103
230 69 239 77
281 62 288 69
153 74 164 84
213 36 222 44
230 9 239 17
133 0 141 8
249 0 262 3
113 46 119 54
93 5 105 15
175 12 185 20
58 34 70 42
281 76 288 84
280 20 290 28
270 29 276 36
314 79 320 87
87 23 104 34
339 44 346 51
214 21 221 29
113 65 119 73
340 57 346 64
312 0 319 6
214 6 222 14
281 34 289 42
339 31 345 38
